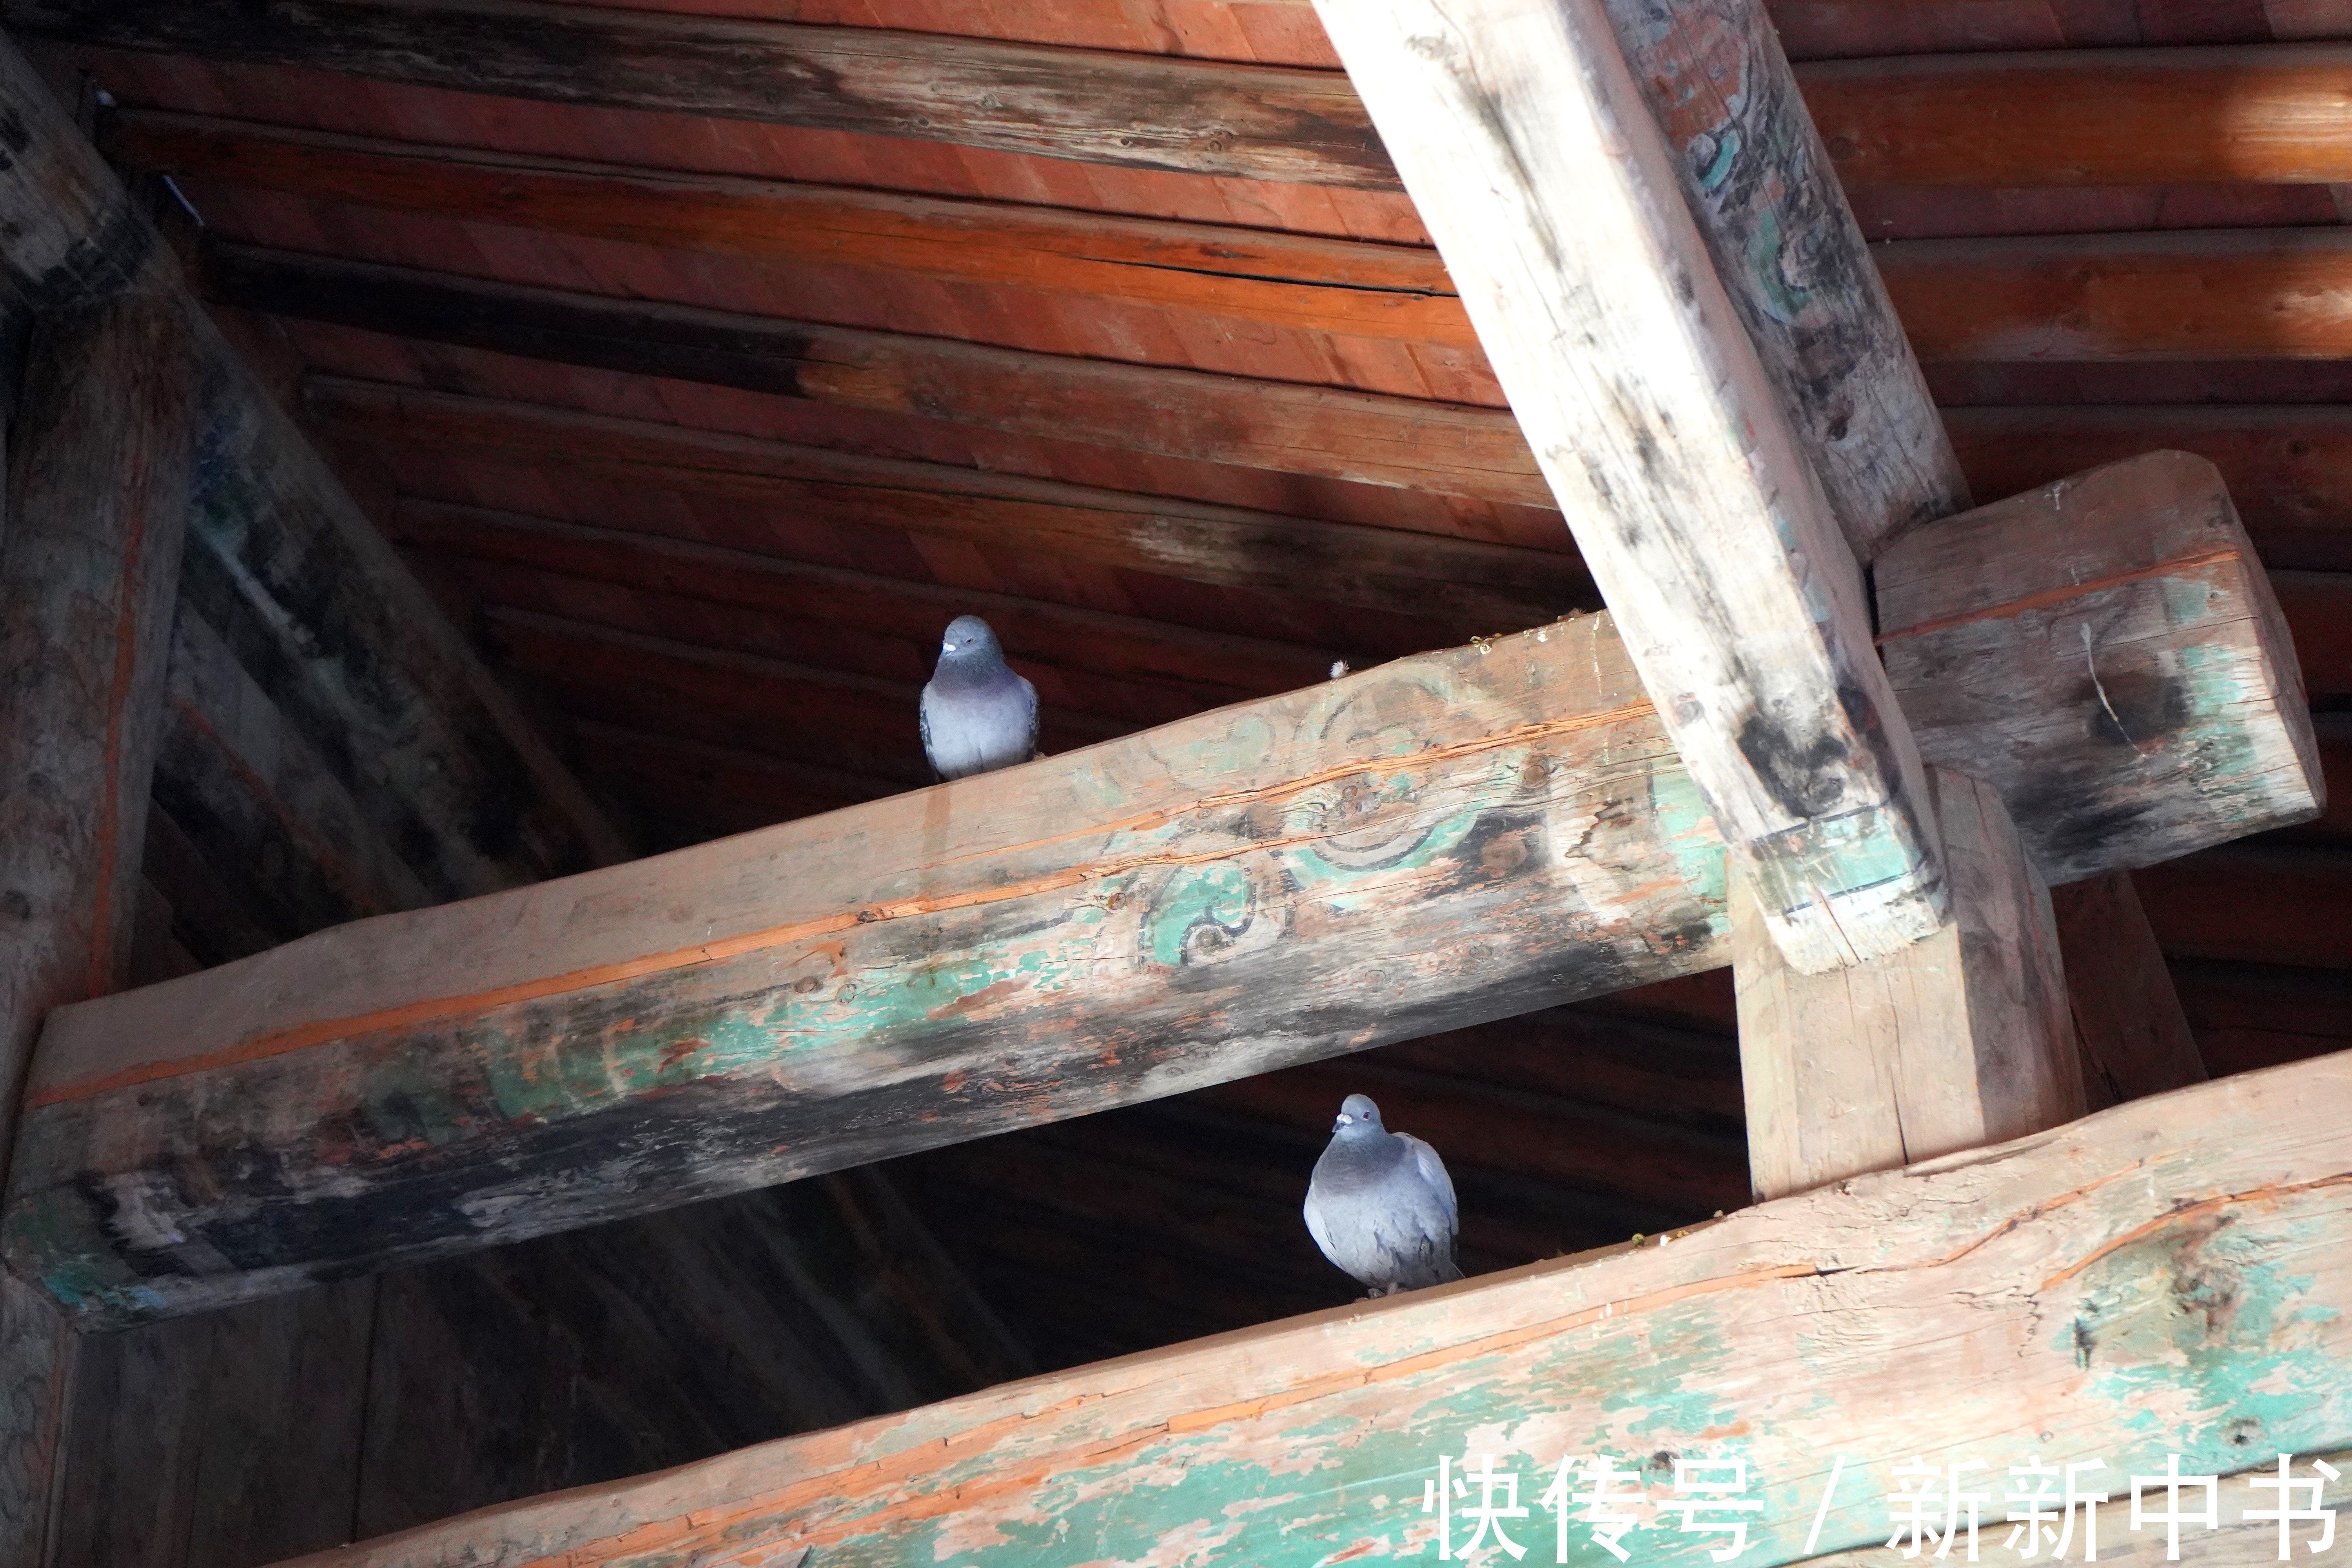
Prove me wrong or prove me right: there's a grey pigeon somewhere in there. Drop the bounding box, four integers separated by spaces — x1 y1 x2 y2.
1304 1094 1464 1297
920 614 1039 781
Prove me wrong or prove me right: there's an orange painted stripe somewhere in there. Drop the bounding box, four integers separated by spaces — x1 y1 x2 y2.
1877 548 2244 646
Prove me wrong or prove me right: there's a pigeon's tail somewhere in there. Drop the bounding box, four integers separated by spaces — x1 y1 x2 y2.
1437 1256 1465 1284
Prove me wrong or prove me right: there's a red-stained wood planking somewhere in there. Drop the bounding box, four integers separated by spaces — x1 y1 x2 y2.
2137 844 2352 969
390 498 1334 698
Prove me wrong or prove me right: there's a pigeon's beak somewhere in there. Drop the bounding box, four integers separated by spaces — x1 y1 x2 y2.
1334 1114 1351 1129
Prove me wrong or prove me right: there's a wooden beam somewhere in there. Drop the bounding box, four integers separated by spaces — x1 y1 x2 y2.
0 292 197 1172
1599 0 1969 557
309 378 1593 632
1803 46 2352 187
1735 766 2082 1200
0 38 156 310
391 499 1336 705
2 458 2321 1324
106 112 1472 349
211 245 1552 510
18 0 1398 188
2049 870 2205 1109
1875 450 2320 885
1314 0 1943 971
1882 229 2352 363
263 1049 2352 1568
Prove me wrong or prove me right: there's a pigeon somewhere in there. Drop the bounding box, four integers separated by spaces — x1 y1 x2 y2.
919 615 1039 781
1303 1093 1465 1297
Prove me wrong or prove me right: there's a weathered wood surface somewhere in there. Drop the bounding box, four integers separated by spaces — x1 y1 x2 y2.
1804 46 2352 187
182 351 630 893
109 112 1472 348
1877 450 2321 884
1735 766 2082 1201
212 246 1551 509
1602 0 1968 556
155 606 436 936
0 1269 73 1568
4 613 1720 1326
6 469 2324 1325
2049 869 2206 1109
269 1048 2352 1568
391 499 1334 706
16 0 1396 187
312 378 1593 632
1883 229 2352 363
1314 0 1944 971
0 294 196 1176
0 38 156 309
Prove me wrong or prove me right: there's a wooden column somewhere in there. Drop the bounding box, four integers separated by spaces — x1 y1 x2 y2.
1312 0 1944 973
1735 767 2085 1200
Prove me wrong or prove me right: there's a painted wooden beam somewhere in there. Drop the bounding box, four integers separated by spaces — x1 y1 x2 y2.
1804 46 2352 187
13 0 1397 188
1882 229 2352 364
1314 0 1943 971
1876 450 2320 886
389 499 1336 706
1735 766 2082 1200
3 453 2323 1326
309 378 1594 632
106 112 1472 349
1599 0 1968 557
2049 870 2205 1109
267 1047 2352 1568
211 245 1551 510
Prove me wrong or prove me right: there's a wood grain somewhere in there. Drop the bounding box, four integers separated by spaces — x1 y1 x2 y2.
108 112 1470 347
20 0 1396 187
211 245 1549 508
0 293 197 1176
1734 766 2083 1202
1606 0 1969 555
264 1047 2352 1568
5 484 2319 1325
1883 229 2352 363
1805 47 2352 187
1877 450 2322 884
310 377 1595 631
1314 0 1943 971
0 38 156 309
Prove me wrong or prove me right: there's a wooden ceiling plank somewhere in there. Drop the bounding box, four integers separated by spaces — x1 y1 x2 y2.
567 723 898 836
1883 228 2352 363
1946 405 2352 573
394 498 1334 699
210 244 1552 508
2 463 2320 1324
1805 47 2352 188
107 111 1473 345
308 377 1596 631
240 1053 2352 1568
20 0 1399 187
1315 0 1943 971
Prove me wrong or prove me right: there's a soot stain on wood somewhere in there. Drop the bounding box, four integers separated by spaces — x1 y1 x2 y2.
2076 666 2188 750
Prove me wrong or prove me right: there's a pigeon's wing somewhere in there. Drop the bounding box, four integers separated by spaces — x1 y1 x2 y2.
918 684 938 768
1399 1134 1458 1233
1302 1181 1338 1263
1020 671 1041 761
